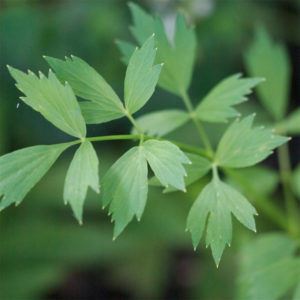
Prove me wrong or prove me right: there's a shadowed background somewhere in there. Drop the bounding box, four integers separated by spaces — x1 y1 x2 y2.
0 0 299 299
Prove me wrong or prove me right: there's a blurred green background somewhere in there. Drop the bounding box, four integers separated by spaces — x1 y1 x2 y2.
0 0 299 299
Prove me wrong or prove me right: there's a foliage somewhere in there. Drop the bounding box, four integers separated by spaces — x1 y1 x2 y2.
1 2 300 299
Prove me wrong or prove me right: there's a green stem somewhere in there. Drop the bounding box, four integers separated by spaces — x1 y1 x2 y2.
224 168 290 232
180 90 214 155
277 143 300 237
69 134 209 157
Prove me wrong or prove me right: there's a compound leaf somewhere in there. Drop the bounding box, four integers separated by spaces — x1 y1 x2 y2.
143 140 190 192
101 146 148 238
187 169 257 266
44 55 125 124
0 143 70 211
237 233 300 300
8 66 86 138
216 115 289 168
124 35 162 114
120 3 196 96
245 27 291 120
149 152 211 193
133 109 189 137
195 74 263 123
64 140 100 224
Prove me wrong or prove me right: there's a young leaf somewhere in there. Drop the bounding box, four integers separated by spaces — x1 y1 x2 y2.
245 27 291 120
101 147 148 238
8 67 86 138
44 55 125 124
195 74 263 123
149 152 211 193
0 143 70 211
187 168 257 266
237 233 300 300
279 108 300 135
216 115 289 168
124 35 162 114
64 140 99 224
120 3 196 96
133 109 190 137
143 140 191 191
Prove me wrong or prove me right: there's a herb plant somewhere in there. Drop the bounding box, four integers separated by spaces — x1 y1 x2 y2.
2 3 300 298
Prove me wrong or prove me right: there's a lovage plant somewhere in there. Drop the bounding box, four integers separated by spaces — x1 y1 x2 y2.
2 3 300 297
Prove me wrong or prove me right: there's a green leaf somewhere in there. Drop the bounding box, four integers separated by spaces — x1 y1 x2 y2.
292 164 300 199
279 108 300 135
187 168 257 266
44 55 125 124
143 140 190 192
115 40 136 64
245 27 291 120
293 283 300 300
64 140 100 224
8 67 86 138
0 143 69 211
149 152 211 193
133 109 189 137
237 233 300 300
101 146 148 238
216 115 289 168
124 35 162 114
195 74 263 123
120 3 196 96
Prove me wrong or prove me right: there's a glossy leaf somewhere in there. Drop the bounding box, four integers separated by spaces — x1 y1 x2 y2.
237 233 300 300
124 35 162 114
8 67 86 138
216 115 289 168
195 74 263 123
245 27 291 120
64 141 100 224
101 147 148 238
44 55 125 124
133 109 189 137
0 143 70 211
143 140 190 192
187 169 257 266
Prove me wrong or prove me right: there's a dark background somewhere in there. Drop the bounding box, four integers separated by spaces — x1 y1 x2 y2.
0 0 299 299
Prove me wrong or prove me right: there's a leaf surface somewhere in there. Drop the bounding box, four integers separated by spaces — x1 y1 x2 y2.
237 233 300 300
101 147 148 238
44 55 125 124
124 35 162 114
143 140 190 192
245 27 291 120
8 67 86 138
149 152 211 193
0 143 69 211
133 109 189 137
216 115 289 168
119 3 196 96
195 74 263 123
187 169 257 266
64 141 99 223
